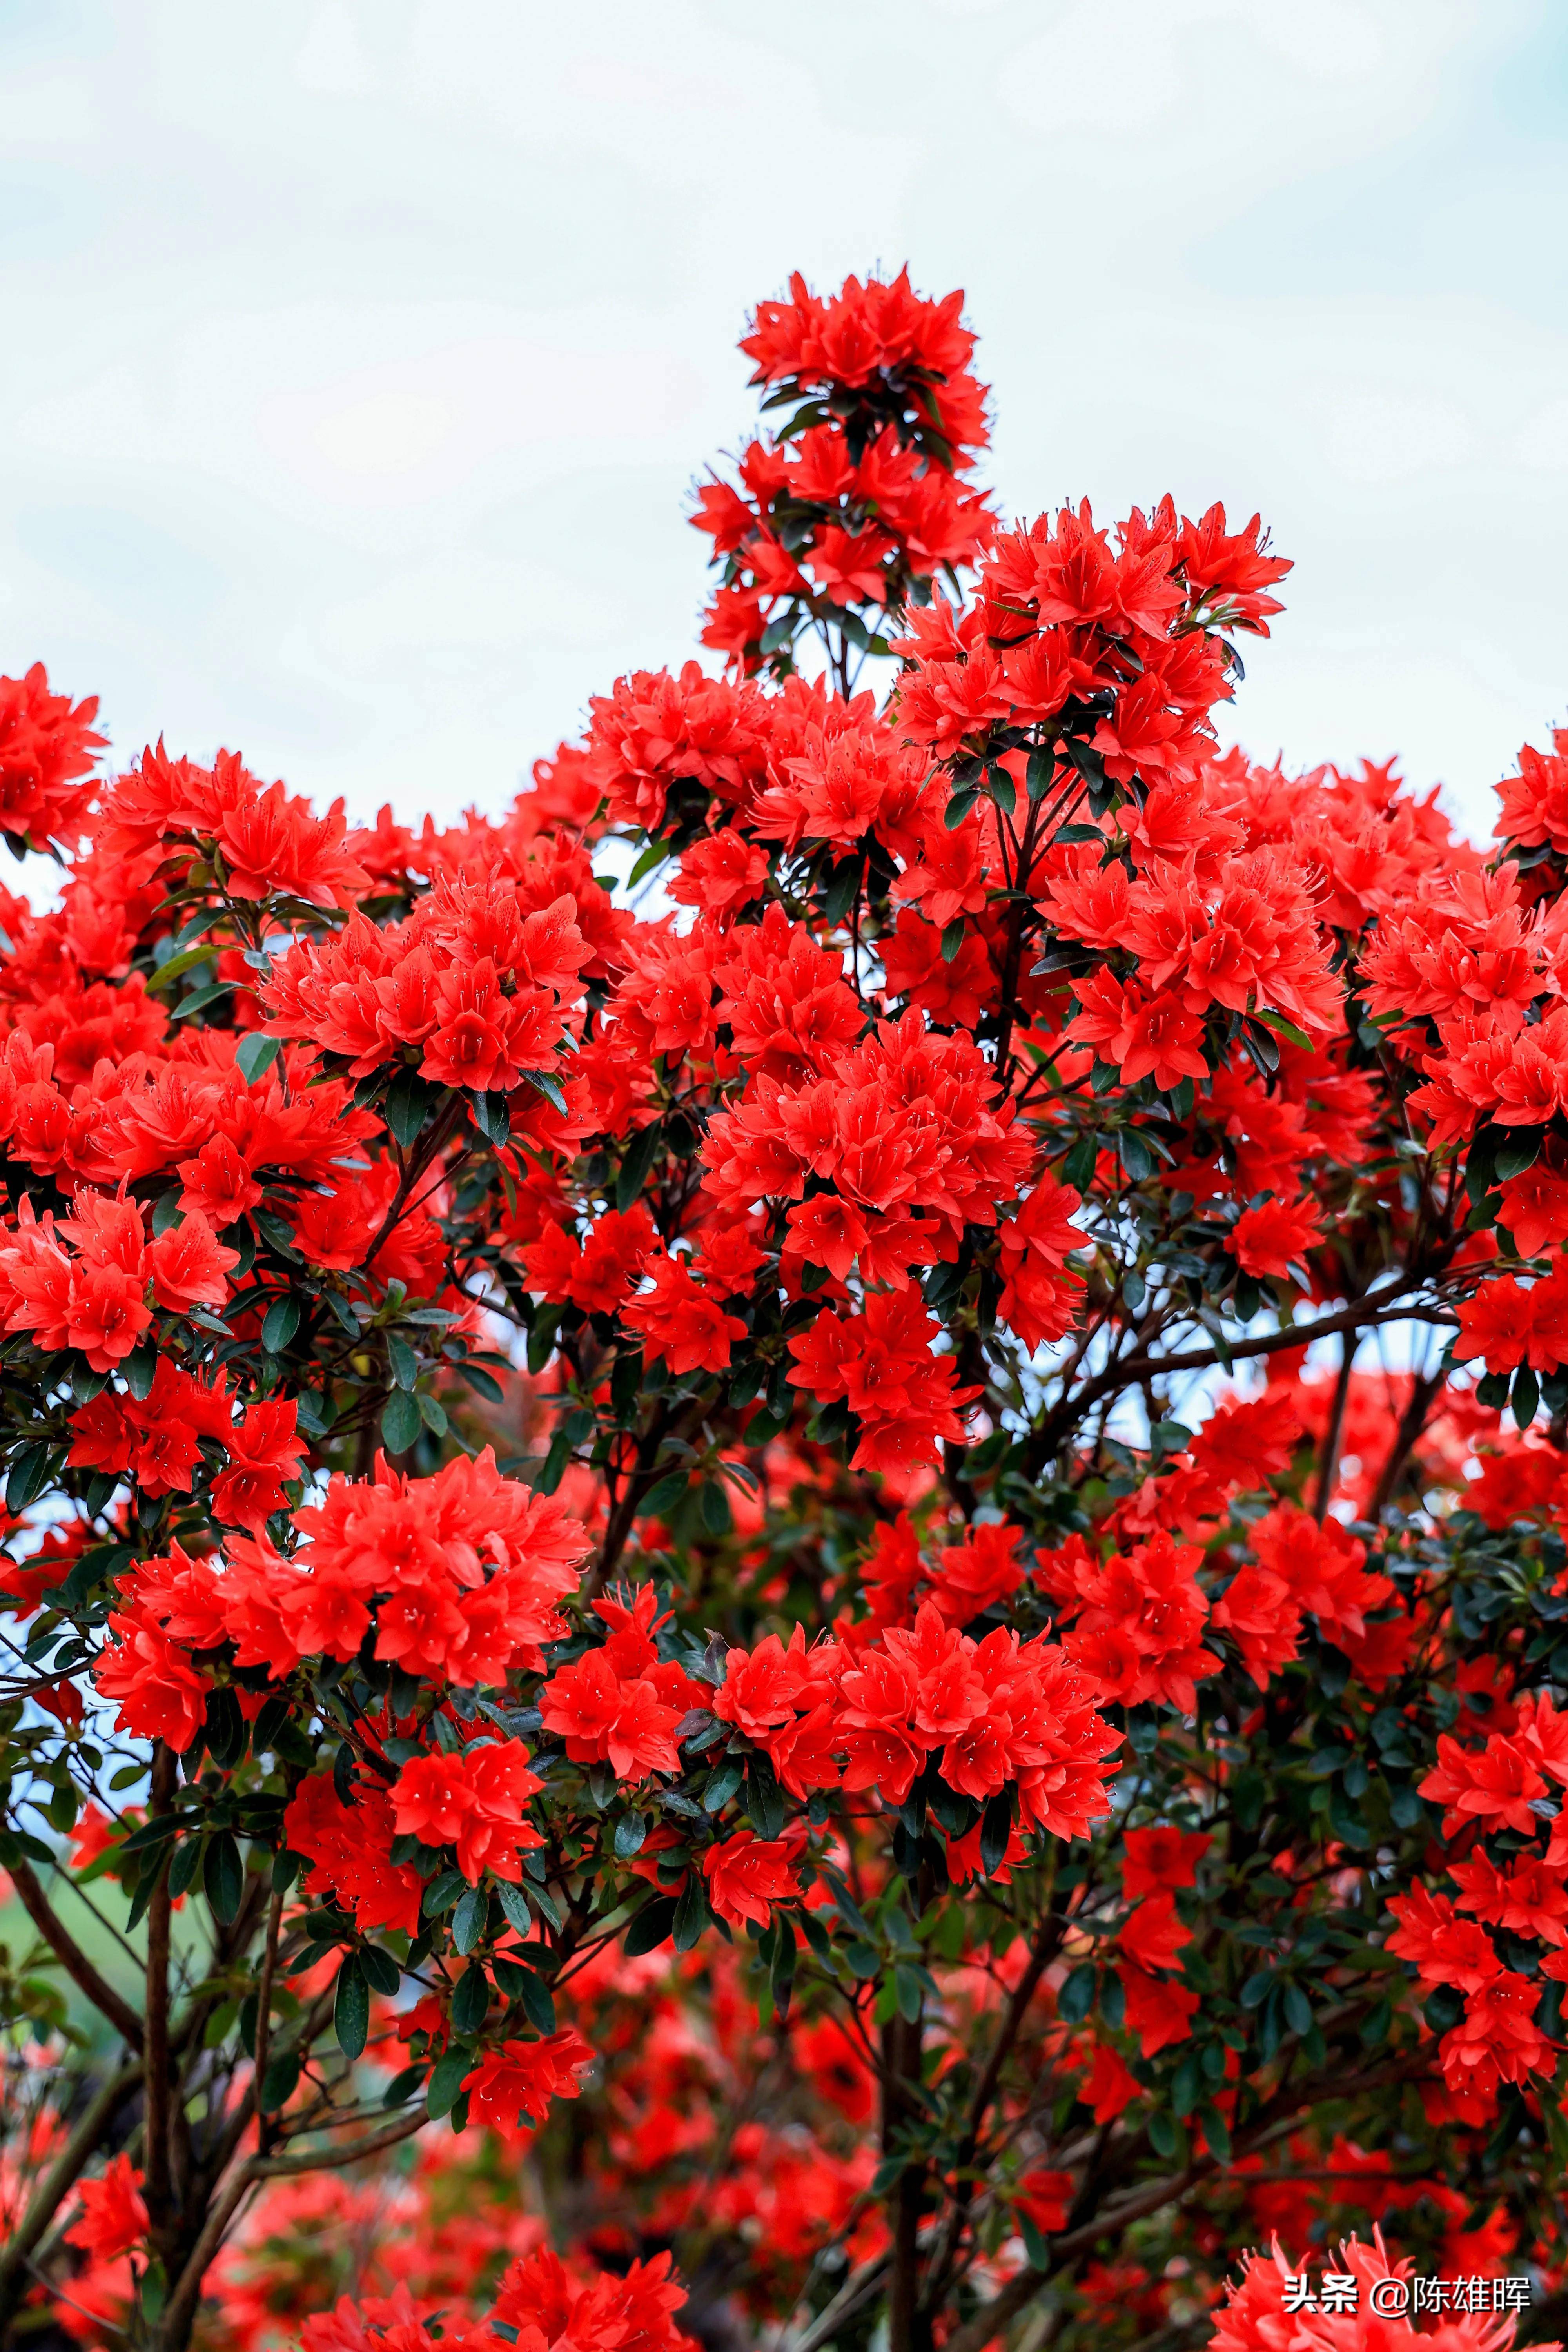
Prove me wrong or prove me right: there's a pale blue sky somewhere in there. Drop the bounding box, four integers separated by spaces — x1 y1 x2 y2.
4 0 1566 840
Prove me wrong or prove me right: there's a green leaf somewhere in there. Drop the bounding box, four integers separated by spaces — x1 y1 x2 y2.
451 1884 486 1954
526 1307 562 1376
203 1686 246 1771
700 1480 733 1539
1119 1126 1155 1182
494 1957 555 2032
495 1880 533 1938
417 1392 448 1436
450 1962 490 2036
204 1830 243 1924
1514 1365 1540 1431
381 1389 421 1454
1253 1007 1313 1053
614 1813 648 1859
1495 1127 1543 1183
743 1757 784 1841
169 980 234 1022
470 1089 512 1145
980 1789 1013 1878
425 2045 472 2120
943 786 980 831
893 1964 924 2022
235 1032 282 1084
1063 1131 1097 1191
617 1122 663 1212
1058 1963 1096 2025
261 1296 301 1354
145 942 221 993
627 834 676 888
258 2050 301 2111
526 1065 569 1115
6 1441 54 1514
387 1333 419 1388
169 1834 204 1901
639 1470 688 1521
672 1875 710 1953
624 1895 679 1956
334 1957 370 2060
384 1067 434 1147
359 1944 401 1998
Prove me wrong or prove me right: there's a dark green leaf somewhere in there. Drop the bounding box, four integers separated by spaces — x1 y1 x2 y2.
700 1480 733 1539
425 2045 472 2119
262 1296 301 1354
258 2050 301 2111
617 1122 663 1212
1514 1366 1540 1430
384 1067 434 1147
1058 1963 1096 2025
334 1957 370 2059
381 1389 421 1454
450 1962 490 2036
639 1470 688 1521
980 1789 1013 1878
672 1875 710 1952
470 1089 512 1145
7 1441 54 1514
451 1885 486 1955
625 1895 679 1956
495 1881 533 1938
359 1944 401 1998
743 1757 784 1841
204 1830 243 1924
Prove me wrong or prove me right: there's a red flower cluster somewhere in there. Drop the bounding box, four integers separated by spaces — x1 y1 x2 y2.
0 1186 234 1371
263 878 592 1093
390 1736 544 1884
0 662 104 844
711 1596 1120 1835
539 1583 704 1782
92 1450 590 1746
694 270 994 671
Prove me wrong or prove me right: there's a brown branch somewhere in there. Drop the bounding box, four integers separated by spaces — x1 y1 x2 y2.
143 1741 177 2241
1366 1367 1442 1523
942 2050 1432 2352
151 2162 256 2352
1028 1289 1446 1472
253 1887 283 2152
4 1851 145 2051
1313 1327 1358 1521
248 2107 430 2178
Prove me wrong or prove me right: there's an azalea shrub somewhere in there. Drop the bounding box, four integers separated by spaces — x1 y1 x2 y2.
3 266 1568 2352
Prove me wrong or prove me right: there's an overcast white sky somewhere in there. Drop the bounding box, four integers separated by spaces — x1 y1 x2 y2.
4 0 1566 841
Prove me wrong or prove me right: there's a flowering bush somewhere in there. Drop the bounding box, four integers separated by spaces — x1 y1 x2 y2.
3 265 1568 2352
